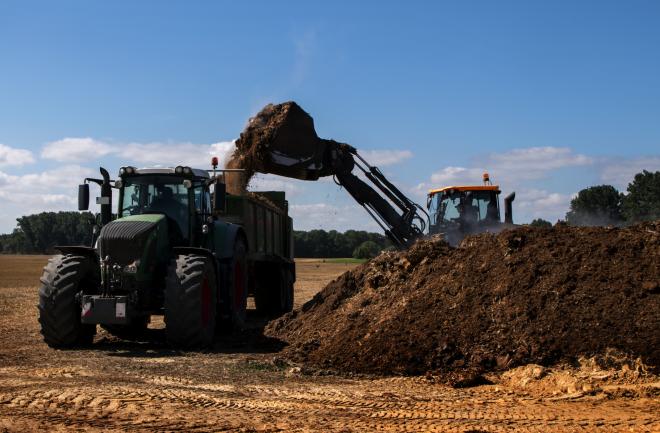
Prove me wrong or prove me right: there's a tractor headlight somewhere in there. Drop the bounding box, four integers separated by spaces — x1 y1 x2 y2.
175 166 184 174
124 259 141 274
183 166 192 175
119 166 136 177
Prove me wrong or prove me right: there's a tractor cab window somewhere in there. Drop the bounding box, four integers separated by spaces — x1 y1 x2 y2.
193 182 212 215
120 175 190 240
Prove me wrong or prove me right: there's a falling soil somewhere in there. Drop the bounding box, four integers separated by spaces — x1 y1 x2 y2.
266 222 660 384
225 101 320 194
225 101 340 194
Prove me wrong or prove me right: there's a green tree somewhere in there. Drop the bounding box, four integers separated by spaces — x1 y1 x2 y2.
529 218 552 228
565 185 623 227
352 240 381 259
622 170 660 223
0 211 95 254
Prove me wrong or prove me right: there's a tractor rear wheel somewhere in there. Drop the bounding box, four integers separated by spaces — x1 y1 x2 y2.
38 254 97 348
164 254 217 348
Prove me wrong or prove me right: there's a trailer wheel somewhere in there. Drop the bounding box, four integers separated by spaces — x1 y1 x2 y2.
255 265 293 317
164 254 217 348
38 254 97 348
229 237 248 329
283 268 294 313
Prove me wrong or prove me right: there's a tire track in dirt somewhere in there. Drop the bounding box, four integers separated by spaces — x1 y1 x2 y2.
1 366 658 433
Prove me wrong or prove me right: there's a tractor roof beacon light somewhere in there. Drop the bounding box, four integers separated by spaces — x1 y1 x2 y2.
483 172 491 185
211 156 219 177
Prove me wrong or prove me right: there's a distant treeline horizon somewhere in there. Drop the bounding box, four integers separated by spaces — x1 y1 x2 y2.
1 169 658 257
0 211 393 258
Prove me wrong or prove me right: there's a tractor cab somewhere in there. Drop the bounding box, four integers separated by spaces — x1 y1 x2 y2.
427 173 515 245
115 166 213 247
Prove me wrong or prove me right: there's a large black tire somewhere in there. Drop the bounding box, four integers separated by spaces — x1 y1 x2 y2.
255 265 293 317
282 267 294 314
229 237 248 329
38 254 97 348
164 254 217 348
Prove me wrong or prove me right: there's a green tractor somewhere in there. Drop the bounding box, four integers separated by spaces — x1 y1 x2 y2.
38 163 295 348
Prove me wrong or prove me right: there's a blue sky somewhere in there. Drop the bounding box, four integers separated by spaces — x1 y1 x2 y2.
1 1 659 233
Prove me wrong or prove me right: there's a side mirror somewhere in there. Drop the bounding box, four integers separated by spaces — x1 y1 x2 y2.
78 184 90 211
213 181 226 212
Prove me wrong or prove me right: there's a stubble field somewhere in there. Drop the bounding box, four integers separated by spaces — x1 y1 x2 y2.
0 255 657 432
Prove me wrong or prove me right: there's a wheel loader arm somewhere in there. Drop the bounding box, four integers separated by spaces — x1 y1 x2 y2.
326 144 427 249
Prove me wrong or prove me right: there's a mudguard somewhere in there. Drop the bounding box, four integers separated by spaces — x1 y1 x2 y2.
54 246 99 262
214 223 247 260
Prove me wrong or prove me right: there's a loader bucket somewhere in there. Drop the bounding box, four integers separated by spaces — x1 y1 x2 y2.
233 102 331 181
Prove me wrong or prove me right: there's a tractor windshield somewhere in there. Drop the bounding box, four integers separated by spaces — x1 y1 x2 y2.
120 175 190 238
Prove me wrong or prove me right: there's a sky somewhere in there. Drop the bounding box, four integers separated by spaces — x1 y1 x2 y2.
1 0 659 234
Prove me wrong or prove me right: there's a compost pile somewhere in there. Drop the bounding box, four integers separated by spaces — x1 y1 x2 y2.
225 101 321 194
267 222 660 382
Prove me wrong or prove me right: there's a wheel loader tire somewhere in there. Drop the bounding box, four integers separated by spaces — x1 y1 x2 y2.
164 254 217 348
38 254 97 348
229 237 248 329
101 316 149 340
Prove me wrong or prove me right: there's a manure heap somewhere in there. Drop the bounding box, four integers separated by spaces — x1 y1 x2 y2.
267 222 660 382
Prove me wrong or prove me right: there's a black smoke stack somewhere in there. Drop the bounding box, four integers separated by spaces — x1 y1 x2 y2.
504 192 515 224
99 167 112 226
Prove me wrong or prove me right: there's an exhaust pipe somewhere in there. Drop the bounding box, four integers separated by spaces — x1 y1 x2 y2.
504 192 515 224
99 167 112 226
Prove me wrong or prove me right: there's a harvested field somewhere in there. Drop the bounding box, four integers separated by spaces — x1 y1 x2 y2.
0 255 658 432
267 223 660 384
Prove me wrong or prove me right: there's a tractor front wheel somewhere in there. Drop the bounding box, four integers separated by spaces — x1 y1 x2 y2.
38 254 97 348
164 254 217 348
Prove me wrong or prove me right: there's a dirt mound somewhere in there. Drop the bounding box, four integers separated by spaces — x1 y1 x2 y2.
267 222 660 382
225 101 321 194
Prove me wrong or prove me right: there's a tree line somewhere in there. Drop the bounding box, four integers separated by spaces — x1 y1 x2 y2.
530 170 660 227
1 170 658 255
0 211 391 258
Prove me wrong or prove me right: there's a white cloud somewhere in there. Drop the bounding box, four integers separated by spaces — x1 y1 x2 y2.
429 166 486 185
289 202 379 232
487 146 592 177
514 189 573 223
248 173 304 197
0 143 35 167
41 137 237 169
360 149 413 167
119 140 236 168
42 137 114 162
599 156 660 190
0 165 93 192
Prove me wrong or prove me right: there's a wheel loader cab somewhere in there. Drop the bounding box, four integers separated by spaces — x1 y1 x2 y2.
427 185 502 244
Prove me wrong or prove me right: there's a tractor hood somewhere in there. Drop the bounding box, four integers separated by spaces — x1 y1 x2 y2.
98 214 168 266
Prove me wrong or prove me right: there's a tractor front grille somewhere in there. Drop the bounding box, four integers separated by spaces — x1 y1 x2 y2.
98 220 158 265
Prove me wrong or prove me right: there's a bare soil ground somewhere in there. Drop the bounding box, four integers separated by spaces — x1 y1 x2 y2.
0 255 658 432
